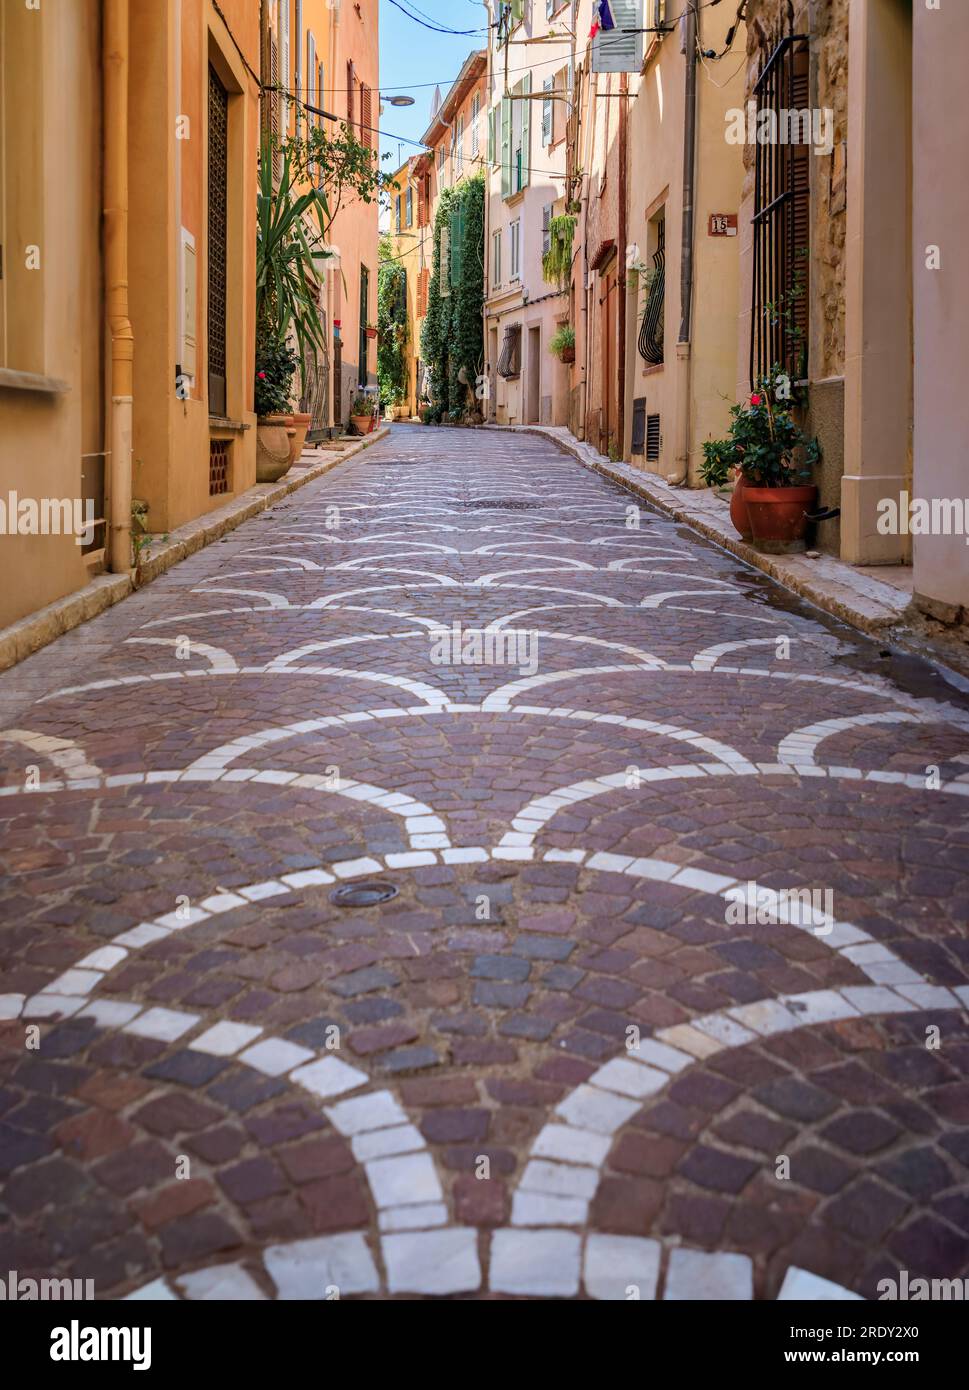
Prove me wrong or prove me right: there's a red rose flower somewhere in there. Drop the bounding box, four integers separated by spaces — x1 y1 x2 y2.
750 393 762 406
258 371 266 379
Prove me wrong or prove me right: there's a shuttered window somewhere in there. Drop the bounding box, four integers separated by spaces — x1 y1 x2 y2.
347 61 355 129
451 200 465 286
361 83 373 148
439 223 451 298
492 229 502 288
471 93 480 158
542 204 552 257
750 17 810 386
542 79 553 147
406 186 413 226
207 65 229 418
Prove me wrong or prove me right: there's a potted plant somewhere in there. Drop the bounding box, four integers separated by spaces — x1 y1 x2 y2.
701 438 751 542
704 369 821 550
254 137 329 479
365 322 378 340
549 323 576 364
255 335 299 482
350 394 376 435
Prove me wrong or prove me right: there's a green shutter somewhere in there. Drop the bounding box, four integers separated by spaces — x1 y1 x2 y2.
451 201 464 287
500 96 512 198
521 72 531 188
488 107 495 165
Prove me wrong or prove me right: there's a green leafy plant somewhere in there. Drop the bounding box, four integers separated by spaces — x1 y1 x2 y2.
256 138 329 384
377 250 409 409
420 174 485 424
254 335 299 418
703 367 821 489
548 323 575 359
282 122 390 241
350 394 376 417
542 214 576 287
699 438 735 490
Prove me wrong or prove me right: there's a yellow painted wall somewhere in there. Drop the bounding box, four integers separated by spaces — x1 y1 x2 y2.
386 161 421 417
0 0 102 630
624 5 745 482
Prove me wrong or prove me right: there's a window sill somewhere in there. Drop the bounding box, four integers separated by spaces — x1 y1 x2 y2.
209 417 252 432
505 189 526 207
0 367 70 395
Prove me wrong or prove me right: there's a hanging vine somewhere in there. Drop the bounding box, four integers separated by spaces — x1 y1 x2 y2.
541 213 576 288
377 242 409 409
420 173 485 424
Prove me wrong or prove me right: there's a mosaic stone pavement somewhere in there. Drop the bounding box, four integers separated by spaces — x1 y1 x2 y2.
1 424 968 1300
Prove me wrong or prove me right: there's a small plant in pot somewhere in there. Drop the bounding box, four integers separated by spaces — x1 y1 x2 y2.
704 368 821 551
255 335 299 483
549 323 576 365
350 394 377 435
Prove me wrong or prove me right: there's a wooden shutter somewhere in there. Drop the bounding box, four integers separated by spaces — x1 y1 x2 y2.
521 73 531 187
361 84 372 148
451 201 464 287
500 97 512 198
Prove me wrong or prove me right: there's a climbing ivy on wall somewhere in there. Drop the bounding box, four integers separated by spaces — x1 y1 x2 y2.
377 244 409 408
420 173 485 424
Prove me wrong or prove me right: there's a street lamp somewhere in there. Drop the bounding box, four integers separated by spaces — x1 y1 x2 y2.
381 94 415 107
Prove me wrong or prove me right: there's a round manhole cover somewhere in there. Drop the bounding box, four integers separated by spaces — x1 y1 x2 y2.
330 880 399 907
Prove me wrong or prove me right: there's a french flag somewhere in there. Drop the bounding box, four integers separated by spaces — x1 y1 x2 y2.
590 1 616 39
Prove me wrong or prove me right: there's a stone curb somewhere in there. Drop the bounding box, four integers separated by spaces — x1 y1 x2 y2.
488 424 911 638
0 427 389 674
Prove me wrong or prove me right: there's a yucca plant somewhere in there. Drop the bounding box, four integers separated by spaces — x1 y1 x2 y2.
256 138 331 372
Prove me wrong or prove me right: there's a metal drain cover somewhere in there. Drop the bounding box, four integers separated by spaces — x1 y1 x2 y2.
331 879 399 907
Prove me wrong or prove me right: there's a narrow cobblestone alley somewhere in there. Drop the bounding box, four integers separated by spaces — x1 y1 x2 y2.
2 425 969 1301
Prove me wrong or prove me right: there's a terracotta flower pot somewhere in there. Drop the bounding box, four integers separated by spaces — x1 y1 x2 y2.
350 414 374 436
255 416 293 483
289 411 312 463
743 484 818 551
729 472 753 541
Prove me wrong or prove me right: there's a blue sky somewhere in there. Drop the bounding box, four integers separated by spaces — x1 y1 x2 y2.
378 0 492 173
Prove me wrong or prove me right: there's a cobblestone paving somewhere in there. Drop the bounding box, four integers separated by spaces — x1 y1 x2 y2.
1 425 968 1300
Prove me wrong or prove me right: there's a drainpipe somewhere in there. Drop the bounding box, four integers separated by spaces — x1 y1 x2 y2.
669 1 697 486
103 0 133 572
617 71 628 454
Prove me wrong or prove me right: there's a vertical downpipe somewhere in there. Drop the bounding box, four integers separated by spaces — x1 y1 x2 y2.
671 1 697 485
103 0 133 571
617 71 628 454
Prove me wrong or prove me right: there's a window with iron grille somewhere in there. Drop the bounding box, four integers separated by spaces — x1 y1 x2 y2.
207 65 228 418
209 439 231 496
637 214 665 367
645 413 661 462
750 16 810 387
497 324 521 378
